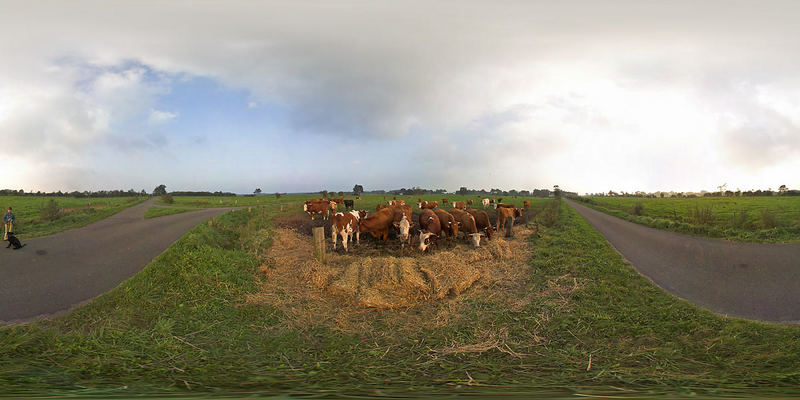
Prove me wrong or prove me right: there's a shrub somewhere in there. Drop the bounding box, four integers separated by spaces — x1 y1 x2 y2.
537 200 561 227
688 205 714 225
275 193 281 199
161 194 174 204
631 202 644 216
758 209 778 229
731 210 750 229
40 199 61 221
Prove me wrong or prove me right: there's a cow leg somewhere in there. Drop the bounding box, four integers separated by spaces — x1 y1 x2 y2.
332 229 338 250
342 231 349 252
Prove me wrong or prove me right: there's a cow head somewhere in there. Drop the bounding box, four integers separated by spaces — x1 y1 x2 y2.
484 225 494 240
394 215 411 242
303 203 308 212
418 231 438 252
468 233 484 247
514 208 523 218
358 210 368 220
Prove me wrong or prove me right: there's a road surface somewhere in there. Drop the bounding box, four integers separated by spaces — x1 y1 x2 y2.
566 199 800 323
0 199 235 323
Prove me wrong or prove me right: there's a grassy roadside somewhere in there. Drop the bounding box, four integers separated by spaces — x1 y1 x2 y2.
574 197 800 242
143 207 196 219
1 201 799 397
1 196 148 239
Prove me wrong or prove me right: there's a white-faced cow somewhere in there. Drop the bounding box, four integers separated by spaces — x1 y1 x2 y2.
466 208 494 240
450 208 484 247
482 198 490 208
418 209 441 252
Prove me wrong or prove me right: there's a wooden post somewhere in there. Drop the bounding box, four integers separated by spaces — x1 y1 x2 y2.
505 216 514 237
280 205 284 212
312 226 326 262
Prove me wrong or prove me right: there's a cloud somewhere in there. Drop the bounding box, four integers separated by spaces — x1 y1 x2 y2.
2 1 800 192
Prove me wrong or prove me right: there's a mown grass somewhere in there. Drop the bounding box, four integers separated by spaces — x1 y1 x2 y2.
1 200 799 397
0 196 147 239
577 196 800 242
143 207 197 219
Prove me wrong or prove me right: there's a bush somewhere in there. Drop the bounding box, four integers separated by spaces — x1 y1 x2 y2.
40 199 61 221
631 202 645 216
758 209 778 229
688 205 714 225
537 200 561 227
731 210 750 229
161 194 174 204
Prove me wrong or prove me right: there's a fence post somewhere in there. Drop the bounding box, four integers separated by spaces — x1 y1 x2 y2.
312 226 326 262
505 216 514 237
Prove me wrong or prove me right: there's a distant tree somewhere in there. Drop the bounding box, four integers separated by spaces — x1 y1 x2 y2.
321 190 329 198
254 188 262 195
353 184 364 195
337 191 343 197
553 185 561 198
779 184 788 194
153 184 167 196
457 186 468 195
140 189 147 196
275 192 281 199
161 194 174 204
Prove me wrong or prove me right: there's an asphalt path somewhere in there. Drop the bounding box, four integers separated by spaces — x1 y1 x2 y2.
0 199 236 324
566 199 800 323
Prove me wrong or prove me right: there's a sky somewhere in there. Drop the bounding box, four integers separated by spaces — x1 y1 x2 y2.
1 1 799 195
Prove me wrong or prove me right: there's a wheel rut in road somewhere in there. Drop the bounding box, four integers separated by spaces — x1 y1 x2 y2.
0 199 236 324
566 199 800 323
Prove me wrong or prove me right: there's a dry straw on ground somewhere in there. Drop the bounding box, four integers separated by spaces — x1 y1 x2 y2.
247 223 542 333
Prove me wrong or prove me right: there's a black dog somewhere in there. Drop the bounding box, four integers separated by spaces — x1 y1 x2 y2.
6 232 24 250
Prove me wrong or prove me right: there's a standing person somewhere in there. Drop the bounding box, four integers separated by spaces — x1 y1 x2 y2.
4 206 14 248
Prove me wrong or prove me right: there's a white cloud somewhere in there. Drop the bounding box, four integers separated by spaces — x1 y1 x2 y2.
1 1 800 192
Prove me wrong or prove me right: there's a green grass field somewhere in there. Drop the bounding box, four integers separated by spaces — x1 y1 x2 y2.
2 199 799 397
578 196 800 242
0 196 147 239
143 207 197 219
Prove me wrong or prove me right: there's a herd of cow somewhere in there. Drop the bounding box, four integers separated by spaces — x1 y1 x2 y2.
302 197 530 253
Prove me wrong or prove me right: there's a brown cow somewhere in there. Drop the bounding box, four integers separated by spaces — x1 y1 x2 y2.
523 200 530 209
359 207 394 242
465 208 494 240
449 208 483 247
442 198 449 204
418 209 441 252
497 198 503 204
434 209 458 242
390 204 414 246
330 210 363 251
452 201 466 210
466 199 473 206
388 199 405 206
496 206 523 233
304 200 335 220
418 200 438 209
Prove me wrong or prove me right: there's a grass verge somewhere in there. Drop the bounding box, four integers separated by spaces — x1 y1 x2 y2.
143 207 196 219
574 197 800 242
1 201 799 397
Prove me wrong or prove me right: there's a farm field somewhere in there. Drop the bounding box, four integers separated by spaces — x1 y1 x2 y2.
0 196 147 239
1 199 799 397
143 207 197 219
579 196 800 242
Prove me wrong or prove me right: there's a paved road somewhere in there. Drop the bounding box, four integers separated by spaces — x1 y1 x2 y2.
0 199 235 324
566 200 800 323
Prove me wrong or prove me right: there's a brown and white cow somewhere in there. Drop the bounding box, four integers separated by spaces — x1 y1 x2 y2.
442 198 449 204
304 200 335 220
359 207 395 242
418 200 438 209
418 209 441 252
330 210 365 251
496 206 523 233
467 199 473 206
388 199 405 206
452 200 467 210
466 208 494 240
482 198 490 208
449 208 484 247
390 204 414 246
434 208 458 242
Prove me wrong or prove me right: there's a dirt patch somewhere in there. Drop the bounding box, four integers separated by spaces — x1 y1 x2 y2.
247 221 537 333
